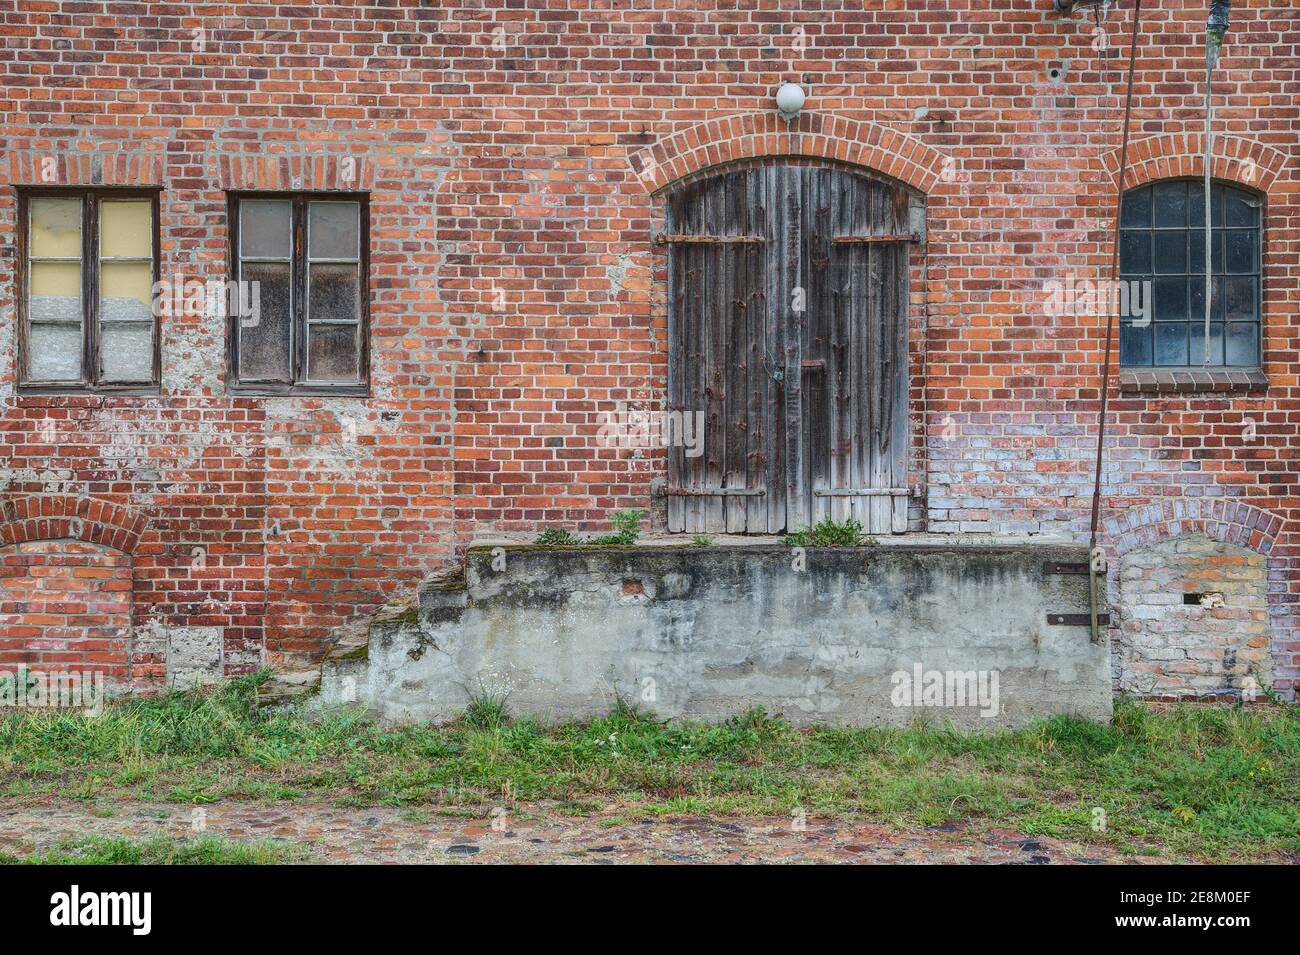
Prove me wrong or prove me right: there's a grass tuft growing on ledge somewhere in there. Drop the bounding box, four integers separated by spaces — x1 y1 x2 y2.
0 675 1295 862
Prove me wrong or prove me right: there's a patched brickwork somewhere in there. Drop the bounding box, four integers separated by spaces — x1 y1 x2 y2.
0 2 1294 697
1117 536 1271 700
0 540 136 685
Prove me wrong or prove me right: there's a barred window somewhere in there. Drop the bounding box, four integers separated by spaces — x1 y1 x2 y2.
1120 180 1262 368
19 189 159 390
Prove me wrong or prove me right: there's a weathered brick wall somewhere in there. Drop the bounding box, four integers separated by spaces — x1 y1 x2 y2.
0 1 1295 697
0 539 134 684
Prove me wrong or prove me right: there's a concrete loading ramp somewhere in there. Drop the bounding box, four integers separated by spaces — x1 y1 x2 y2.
319 540 1112 729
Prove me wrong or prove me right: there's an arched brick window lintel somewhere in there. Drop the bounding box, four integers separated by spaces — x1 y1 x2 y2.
1099 135 1288 194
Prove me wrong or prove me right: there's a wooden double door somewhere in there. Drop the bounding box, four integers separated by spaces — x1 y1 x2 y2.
664 163 916 535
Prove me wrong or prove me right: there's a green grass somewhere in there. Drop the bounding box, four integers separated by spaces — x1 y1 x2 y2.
0 834 307 865
0 672 1295 861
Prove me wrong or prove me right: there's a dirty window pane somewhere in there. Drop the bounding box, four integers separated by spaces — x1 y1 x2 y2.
28 260 82 381
1223 189 1260 227
30 198 82 257
1225 322 1258 366
1119 231 1149 273
308 264 359 323
28 324 83 381
1154 322 1187 366
100 200 152 258
306 323 358 382
1189 276 1225 322
238 261 292 381
1225 230 1256 273
1224 277 1255 322
1190 322 1224 366
1120 322 1152 366
1187 229 1224 275
1153 181 1187 228
240 200 292 259
1153 231 1186 273
1120 187 1150 228
100 322 154 380
99 261 154 381
1152 278 1187 321
308 202 360 260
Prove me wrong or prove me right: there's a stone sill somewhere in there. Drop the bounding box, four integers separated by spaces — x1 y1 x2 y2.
1118 368 1268 395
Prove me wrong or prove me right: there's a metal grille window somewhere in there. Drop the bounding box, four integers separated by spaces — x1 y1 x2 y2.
228 193 368 394
1119 180 1262 368
18 189 159 390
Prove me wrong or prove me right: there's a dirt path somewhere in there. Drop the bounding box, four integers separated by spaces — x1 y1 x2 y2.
0 799 1184 864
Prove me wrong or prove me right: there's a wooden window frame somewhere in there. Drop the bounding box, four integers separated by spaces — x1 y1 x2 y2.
226 191 370 397
16 186 161 394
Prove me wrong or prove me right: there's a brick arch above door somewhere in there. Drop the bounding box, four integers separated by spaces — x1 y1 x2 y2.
628 113 950 196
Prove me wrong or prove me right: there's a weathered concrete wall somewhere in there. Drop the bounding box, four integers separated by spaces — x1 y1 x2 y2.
321 543 1112 728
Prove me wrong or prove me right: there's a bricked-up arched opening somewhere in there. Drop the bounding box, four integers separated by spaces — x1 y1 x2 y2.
1104 499 1289 701
1117 536 1271 700
0 540 133 685
661 161 923 535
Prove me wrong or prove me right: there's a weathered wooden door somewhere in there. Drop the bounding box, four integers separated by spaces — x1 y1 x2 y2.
665 163 915 535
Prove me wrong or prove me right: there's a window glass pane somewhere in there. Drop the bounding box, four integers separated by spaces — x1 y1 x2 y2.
308 202 359 260
307 324 359 381
30 261 82 318
99 261 154 381
100 261 153 323
1152 278 1187 321
100 323 154 381
30 198 81 257
1120 187 1150 228
1153 181 1187 228
1224 277 1256 322
1225 230 1256 274
100 200 152 258
1188 229 1223 274
1153 231 1186 273
1120 321 1152 366
1154 322 1188 365
238 261 292 380
1223 189 1259 227
1119 231 1149 273
1189 275 1225 322
28 324 83 381
240 200 292 258
1225 323 1258 366
308 263 359 322
1190 322 1224 366
29 258 83 381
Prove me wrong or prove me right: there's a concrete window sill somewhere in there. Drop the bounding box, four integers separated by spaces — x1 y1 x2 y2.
1118 368 1268 396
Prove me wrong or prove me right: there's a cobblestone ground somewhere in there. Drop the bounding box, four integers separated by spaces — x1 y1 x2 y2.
0 799 1181 864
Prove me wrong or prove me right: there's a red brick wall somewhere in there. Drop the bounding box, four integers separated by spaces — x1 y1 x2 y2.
0 1 1295 696
0 540 134 683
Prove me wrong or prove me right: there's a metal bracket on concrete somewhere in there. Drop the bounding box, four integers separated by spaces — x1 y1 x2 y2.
1047 613 1111 626
1043 561 1091 575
